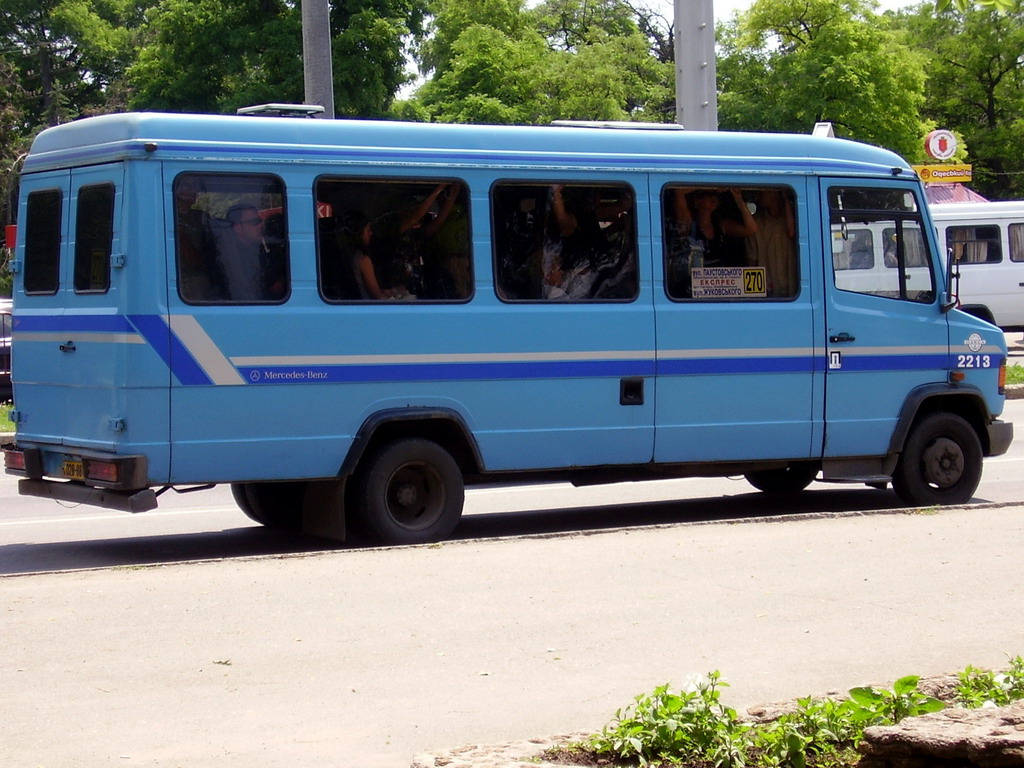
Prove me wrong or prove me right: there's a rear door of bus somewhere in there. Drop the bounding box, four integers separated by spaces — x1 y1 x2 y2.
15 164 131 453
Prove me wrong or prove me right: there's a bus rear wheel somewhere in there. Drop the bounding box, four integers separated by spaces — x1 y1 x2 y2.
231 481 307 530
744 462 818 494
892 412 982 506
350 438 464 545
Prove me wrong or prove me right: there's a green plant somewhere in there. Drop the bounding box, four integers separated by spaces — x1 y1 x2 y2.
588 672 751 767
955 656 1024 708
1 402 12 430
754 696 862 768
585 672 946 768
1005 364 1024 387
846 675 944 726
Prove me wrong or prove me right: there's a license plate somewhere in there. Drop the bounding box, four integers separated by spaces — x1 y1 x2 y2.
62 460 85 481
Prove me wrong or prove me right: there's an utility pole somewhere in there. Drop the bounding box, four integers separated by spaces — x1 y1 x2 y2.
301 0 335 118
674 0 718 130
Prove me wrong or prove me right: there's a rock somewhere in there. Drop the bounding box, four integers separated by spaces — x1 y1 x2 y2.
858 701 1024 768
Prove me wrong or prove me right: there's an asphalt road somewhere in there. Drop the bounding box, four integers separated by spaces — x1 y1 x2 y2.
4 405 1024 767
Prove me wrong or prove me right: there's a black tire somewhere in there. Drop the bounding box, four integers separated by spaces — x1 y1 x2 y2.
745 462 818 494
892 412 982 506
230 481 307 530
350 438 464 545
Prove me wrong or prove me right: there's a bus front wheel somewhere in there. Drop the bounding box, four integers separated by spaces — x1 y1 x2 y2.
892 412 982 506
231 481 306 530
350 438 464 545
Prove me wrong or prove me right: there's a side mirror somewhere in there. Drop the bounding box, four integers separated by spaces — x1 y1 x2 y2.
941 245 960 313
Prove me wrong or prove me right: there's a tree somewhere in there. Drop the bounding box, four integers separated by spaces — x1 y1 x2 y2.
891 1 1024 199
409 0 671 123
717 0 928 159
128 0 428 116
0 0 139 126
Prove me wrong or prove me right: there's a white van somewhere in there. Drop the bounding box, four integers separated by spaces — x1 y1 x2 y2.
930 201 1024 330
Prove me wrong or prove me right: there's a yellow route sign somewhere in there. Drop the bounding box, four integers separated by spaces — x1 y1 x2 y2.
913 164 973 183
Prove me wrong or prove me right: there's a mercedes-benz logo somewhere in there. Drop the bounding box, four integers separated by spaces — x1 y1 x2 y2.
964 333 985 353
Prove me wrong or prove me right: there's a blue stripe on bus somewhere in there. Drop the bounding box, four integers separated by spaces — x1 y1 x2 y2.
15 314 986 383
836 354 956 372
15 313 136 333
239 359 658 384
127 314 213 386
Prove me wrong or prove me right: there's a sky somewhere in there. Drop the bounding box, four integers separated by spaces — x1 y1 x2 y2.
640 0 919 23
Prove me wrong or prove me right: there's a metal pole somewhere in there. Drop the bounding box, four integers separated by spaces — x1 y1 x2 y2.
302 0 335 118
674 0 718 130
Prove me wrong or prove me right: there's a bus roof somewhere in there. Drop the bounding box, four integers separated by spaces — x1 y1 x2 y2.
24 112 915 178
929 200 1024 219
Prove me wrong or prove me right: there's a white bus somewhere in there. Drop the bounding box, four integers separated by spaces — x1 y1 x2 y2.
930 201 1024 330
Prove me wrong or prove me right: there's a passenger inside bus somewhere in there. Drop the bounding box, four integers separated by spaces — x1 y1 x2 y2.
316 179 472 302
222 204 287 301
664 187 759 298
745 189 797 297
494 182 637 301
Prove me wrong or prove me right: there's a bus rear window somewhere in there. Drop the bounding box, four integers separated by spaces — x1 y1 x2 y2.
74 184 115 293
24 189 63 295
175 173 289 304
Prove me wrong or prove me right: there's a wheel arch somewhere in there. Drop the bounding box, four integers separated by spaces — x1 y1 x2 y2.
888 384 993 456
339 408 484 480
957 304 996 327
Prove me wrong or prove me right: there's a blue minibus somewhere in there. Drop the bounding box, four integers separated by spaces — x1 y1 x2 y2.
2 112 1013 545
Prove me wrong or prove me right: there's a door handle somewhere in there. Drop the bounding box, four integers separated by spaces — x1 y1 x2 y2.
829 332 856 344
59 340 77 353
620 377 644 406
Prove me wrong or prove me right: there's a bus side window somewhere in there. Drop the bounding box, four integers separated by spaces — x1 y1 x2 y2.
74 184 114 293
175 172 289 305
663 185 797 300
492 181 637 302
947 225 1001 264
1012 224 1024 263
23 189 63 295
829 187 934 304
315 178 472 302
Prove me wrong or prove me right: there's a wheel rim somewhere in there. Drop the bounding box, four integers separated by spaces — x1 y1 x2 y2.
384 461 446 531
920 436 964 489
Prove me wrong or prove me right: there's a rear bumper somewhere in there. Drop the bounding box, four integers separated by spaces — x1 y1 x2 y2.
17 478 158 512
4 443 157 512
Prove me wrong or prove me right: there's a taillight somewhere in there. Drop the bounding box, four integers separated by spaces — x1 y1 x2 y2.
4 448 26 472
998 359 1007 395
86 460 120 483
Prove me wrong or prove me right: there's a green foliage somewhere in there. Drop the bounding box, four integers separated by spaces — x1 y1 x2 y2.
127 0 428 116
587 672 946 768
411 0 671 124
846 675 945 725
1005 365 1024 386
588 673 751 767
888 2 1024 199
717 0 928 159
955 656 1024 708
